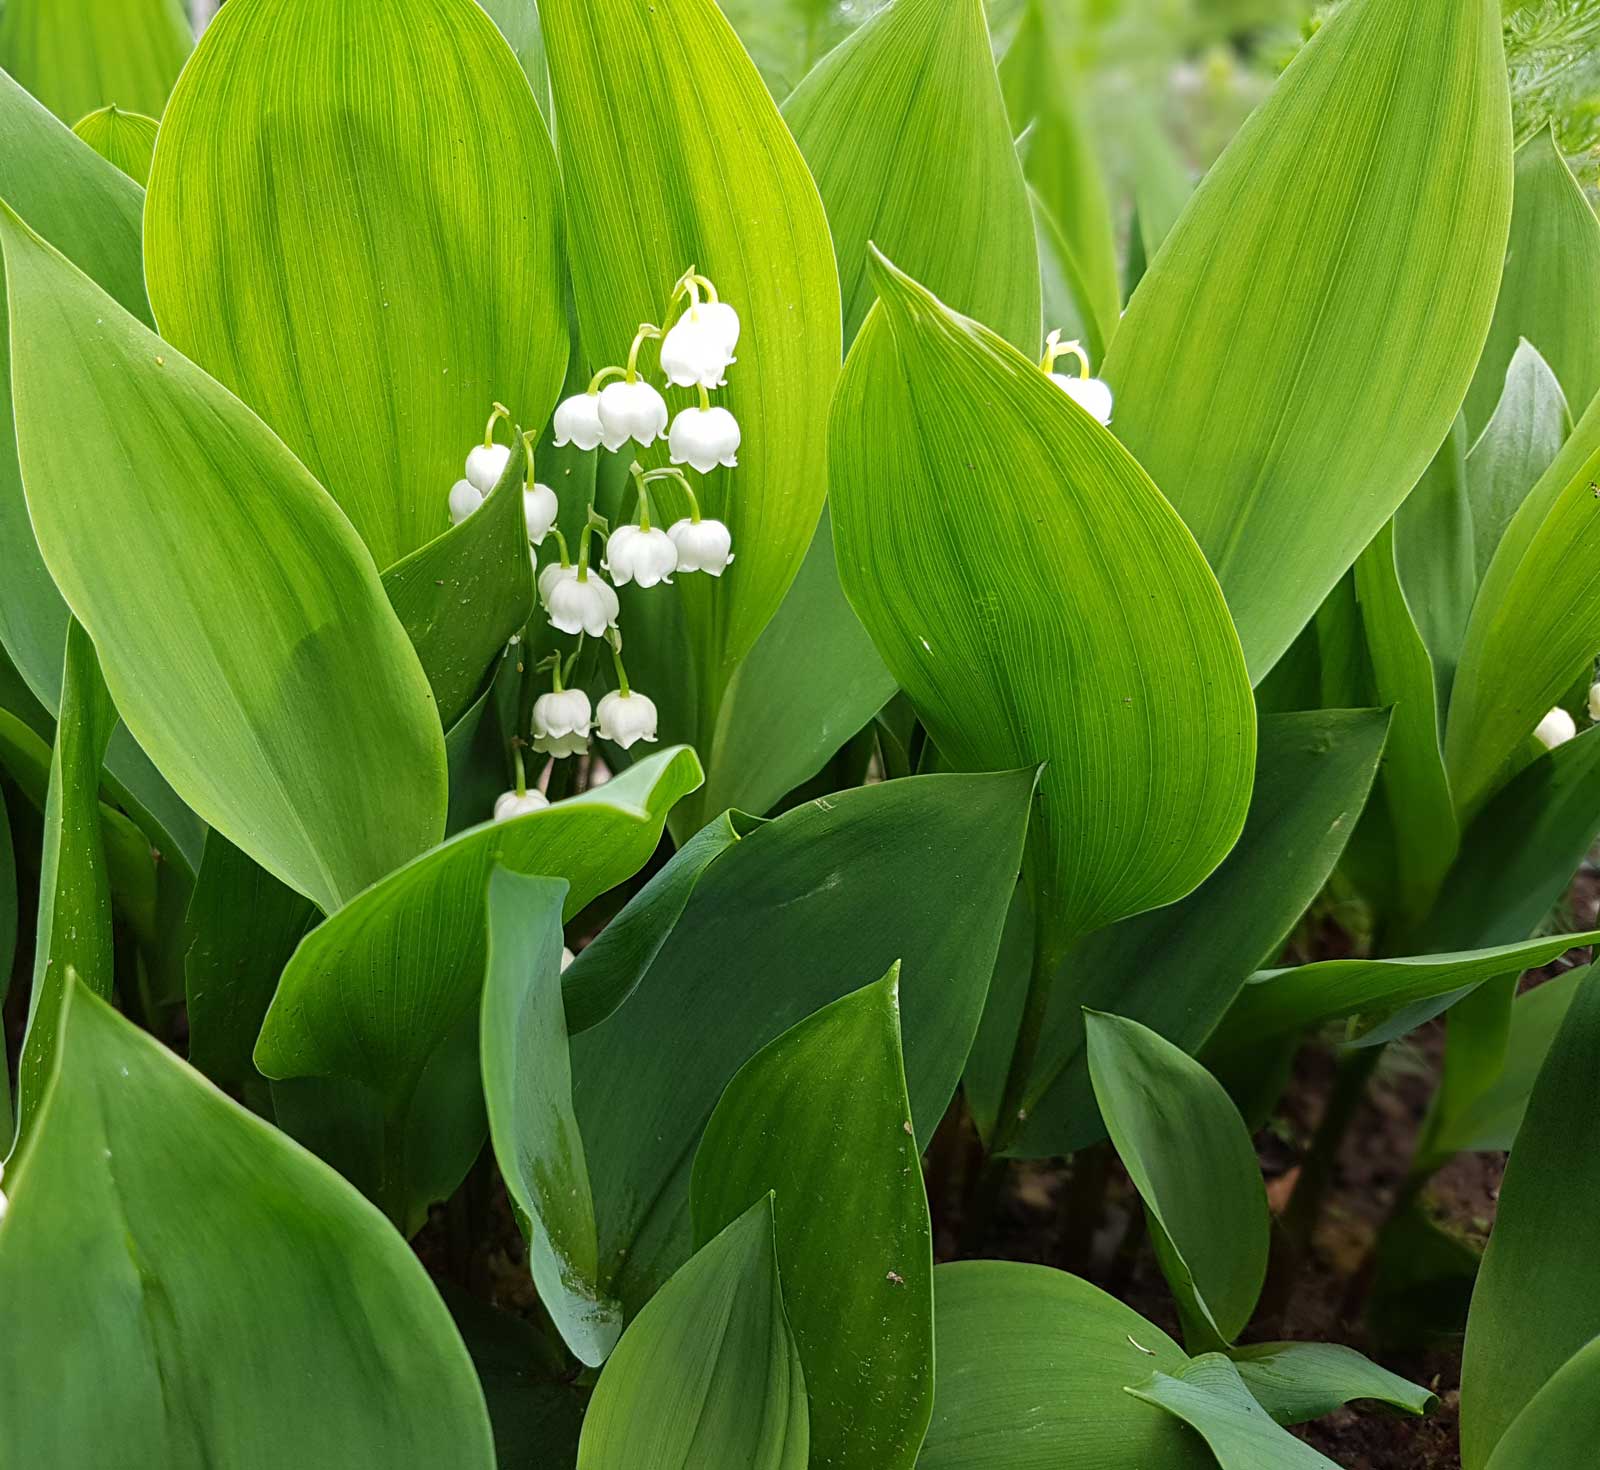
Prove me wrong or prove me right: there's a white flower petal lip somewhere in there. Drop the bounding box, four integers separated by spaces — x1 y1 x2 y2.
448 479 484 525
1535 706 1578 750
466 441 513 493
660 313 734 389
667 516 735 576
531 729 589 758
1588 681 1600 724
596 689 659 750
494 788 550 822
669 405 741 474
604 523 679 588
596 380 669 448
552 392 606 451
524 483 559 544
533 687 592 741
1050 373 1114 426
545 571 620 637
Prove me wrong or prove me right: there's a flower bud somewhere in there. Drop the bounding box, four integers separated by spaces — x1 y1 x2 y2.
532 687 592 757
1588 683 1600 723
604 523 679 588
661 313 735 389
524 483 559 545
1050 373 1114 425
448 479 484 525
1535 706 1577 750
667 517 735 576
669 405 741 473
553 392 606 451
545 569 620 638
597 380 669 448
494 788 550 822
597 688 659 749
466 441 512 493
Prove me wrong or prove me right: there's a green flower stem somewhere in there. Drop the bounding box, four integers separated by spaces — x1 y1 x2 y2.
483 400 511 447
587 366 626 394
624 323 661 382
644 465 703 523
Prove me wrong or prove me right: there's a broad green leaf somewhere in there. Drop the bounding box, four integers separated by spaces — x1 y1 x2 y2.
381 440 534 730
1228 1342 1437 1426
1446 392 1600 816
475 0 550 119
692 967 933 1470
783 0 1039 351
577 1196 808 1470
0 201 448 914
1462 967 1600 1468
917 1261 1209 1469
1483 1335 1600 1470
989 709 1389 1157
70 103 156 183
1123 108 1194 298
1000 0 1118 361
538 0 842 688
1466 339 1570 579
1465 126 1600 435
571 769 1033 1312
0 0 190 124
0 979 494 1467
1103 0 1513 681
1087 1013 1268 1350
256 747 701 1230
0 783 13 996
1128 1354 1339 1469
481 868 620 1368
831 250 1254 953
144 0 567 568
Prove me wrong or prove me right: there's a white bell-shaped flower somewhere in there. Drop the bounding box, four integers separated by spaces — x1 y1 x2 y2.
546 569 620 638
553 392 606 451
1051 373 1114 425
538 560 572 607
597 688 659 750
466 441 512 493
494 788 550 822
532 687 592 757
699 299 741 354
605 523 678 588
668 517 735 576
524 483 559 545
449 479 484 525
597 380 668 448
1588 682 1600 723
669 405 741 473
661 312 735 389
1535 706 1577 750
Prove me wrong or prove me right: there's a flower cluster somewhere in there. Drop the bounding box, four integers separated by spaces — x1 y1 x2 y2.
1040 330 1113 425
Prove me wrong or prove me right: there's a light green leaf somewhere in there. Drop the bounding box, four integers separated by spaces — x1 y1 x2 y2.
256 747 701 1231
0 0 190 124
917 1261 1210 1469
475 0 550 118
1087 1013 1268 1349
0 979 494 1468
0 784 13 999
1228 1341 1437 1426
577 1196 809 1470
1 198 448 915
692 966 933 1469
144 0 567 568
1462 967 1600 1468
1484 1335 1600 1470
1128 1354 1340 1469
1104 0 1513 681
538 0 842 689
783 0 1039 351
1465 126 1600 434
831 250 1254 955
571 769 1033 1313
70 103 157 184
481 867 620 1368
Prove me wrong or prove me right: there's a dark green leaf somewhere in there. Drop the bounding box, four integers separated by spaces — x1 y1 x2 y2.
1483 1335 1600 1470
1229 1341 1438 1426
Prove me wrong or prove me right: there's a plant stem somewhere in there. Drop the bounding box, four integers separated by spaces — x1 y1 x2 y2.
991 923 1064 1154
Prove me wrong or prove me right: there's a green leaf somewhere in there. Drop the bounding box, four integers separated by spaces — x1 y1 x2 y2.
69 103 156 183
1103 0 1513 681
256 748 701 1230
1462 967 1600 1468
144 0 567 568
14 621 116 1147
1086 1012 1268 1349
1228 1342 1438 1426
381 440 535 731
475 0 550 119
782 0 1038 351
1466 339 1570 579
1483 1335 1600 1470
0 199 448 914
917 1261 1210 1469
988 709 1389 1157
1446 392 1600 816
481 867 620 1368
691 966 932 1469
0 979 494 1467
1465 126 1600 435
538 0 842 684
831 250 1254 951
570 768 1033 1313
577 1196 808 1470
0 783 13 1001
0 0 190 124
1128 1354 1340 1469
